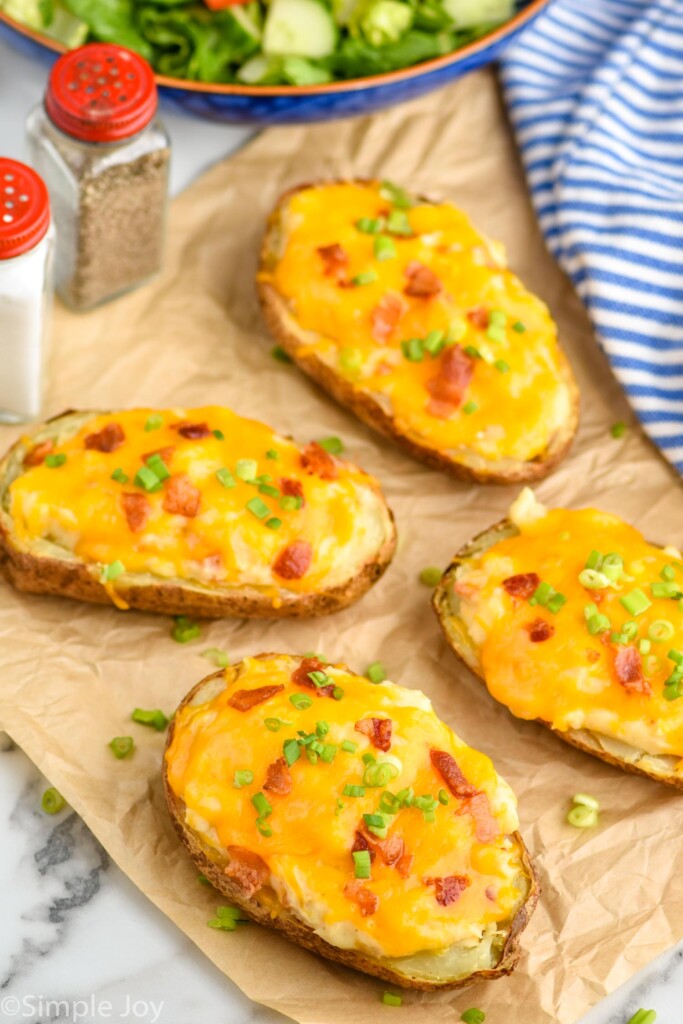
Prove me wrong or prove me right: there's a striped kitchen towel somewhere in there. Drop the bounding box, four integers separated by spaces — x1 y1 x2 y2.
499 0 683 473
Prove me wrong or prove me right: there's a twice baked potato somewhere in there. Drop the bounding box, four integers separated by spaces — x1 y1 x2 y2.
164 653 538 989
0 408 396 618
258 180 578 484
434 489 683 788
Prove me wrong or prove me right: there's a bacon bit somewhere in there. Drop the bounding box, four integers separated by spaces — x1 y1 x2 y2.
424 874 470 907
370 292 405 342
397 854 414 879
24 439 54 467
404 261 442 299
225 846 269 897
425 345 474 419
453 578 479 599
467 306 489 330
318 243 348 283
430 749 477 799
272 539 313 580
355 717 392 752
121 492 151 533
84 422 125 453
291 657 335 697
351 830 374 860
143 445 175 465
263 757 292 796
525 618 555 643
300 441 337 480
163 473 201 518
457 792 499 842
375 360 394 376
227 685 285 711
280 478 305 506
176 421 211 440
343 880 379 917
353 825 404 867
613 644 652 696
503 573 541 600
587 649 601 664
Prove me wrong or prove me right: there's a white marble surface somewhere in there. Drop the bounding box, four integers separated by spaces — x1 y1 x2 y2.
0 34 679 1024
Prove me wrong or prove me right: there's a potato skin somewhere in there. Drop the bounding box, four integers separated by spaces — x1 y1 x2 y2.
258 181 579 486
433 522 683 790
162 659 540 990
0 411 396 620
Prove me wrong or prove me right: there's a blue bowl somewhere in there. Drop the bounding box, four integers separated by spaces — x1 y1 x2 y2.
0 2 549 125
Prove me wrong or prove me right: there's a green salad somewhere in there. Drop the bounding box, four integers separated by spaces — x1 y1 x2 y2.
1 0 515 85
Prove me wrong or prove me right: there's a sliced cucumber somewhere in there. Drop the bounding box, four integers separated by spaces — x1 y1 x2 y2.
442 0 514 29
237 54 283 85
263 0 337 59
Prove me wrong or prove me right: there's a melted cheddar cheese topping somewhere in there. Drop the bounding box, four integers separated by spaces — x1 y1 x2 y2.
264 181 571 463
165 656 529 961
454 494 683 758
7 408 391 596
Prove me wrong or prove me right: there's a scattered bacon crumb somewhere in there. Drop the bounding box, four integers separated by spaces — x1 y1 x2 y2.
291 657 335 697
163 473 201 518
467 306 489 330
424 874 470 907
457 792 500 842
300 441 337 480
343 880 379 916
353 826 403 867
121 492 151 533
430 749 477 799
613 644 652 696
263 757 292 796
425 345 474 419
587 649 601 664
176 421 212 439
397 854 414 879
24 439 54 467
225 846 269 897
525 618 555 643
404 261 442 298
453 578 479 599
272 540 313 580
502 573 541 600
143 445 175 465
370 292 405 342
84 422 125 453
279 478 305 506
227 685 285 711
317 243 348 283
355 717 392 752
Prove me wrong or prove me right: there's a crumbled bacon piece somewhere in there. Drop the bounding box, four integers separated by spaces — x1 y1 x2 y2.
353 826 403 867
424 874 470 907
467 306 489 330
24 439 54 467
121 492 151 533
227 685 285 711
143 445 175 465
613 645 651 696
355 717 392 752
430 749 477 799
370 292 405 342
291 657 335 697
176 421 211 439
263 757 292 796
225 846 269 897
300 441 337 480
525 618 555 643
318 243 348 283
453 578 479 599
163 473 201 518
343 880 379 916
397 854 414 879
502 573 540 600
84 422 125 453
404 261 442 299
279 478 305 506
587 649 601 664
272 540 313 580
457 792 499 842
425 345 474 419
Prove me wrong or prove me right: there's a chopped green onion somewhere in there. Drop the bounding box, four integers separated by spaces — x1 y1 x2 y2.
201 647 230 668
172 615 200 643
144 413 163 431
363 763 394 788
661 564 676 581
279 494 303 511
512 320 526 333
567 804 598 828
366 661 386 684
265 717 284 732
364 811 388 829
332 686 344 700
134 465 160 492
216 467 236 489
396 787 414 807
252 792 272 819
233 769 254 788
320 743 338 763
341 740 358 754
668 649 683 665
236 458 257 481
486 324 506 344
374 235 396 261
419 566 442 587
626 1011 656 1024
318 436 344 455
379 180 413 209
381 992 403 1007
316 720 330 737
601 552 624 581
255 818 273 837
460 1011 485 1024
438 788 450 805
198 874 211 885
145 453 170 481
41 787 65 814
649 620 674 642
464 345 481 359
306 747 318 764
386 209 414 236
379 792 402 814
131 708 168 731
622 620 639 641
271 345 292 364
265 517 282 530
489 309 507 327
353 849 372 879
340 347 363 372
423 329 445 356
572 793 599 811
401 338 424 362
585 550 603 570
213 429 225 440
207 905 248 931
651 581 683 599
246 496 270 520
531 581 553 605
266 449 280 461
621 588 652 616
111 468 128 484
343 784 366 797
587 613 610 636
289 693 313 711
335 799 345 816
639 639 652 655
494 359 510 374
547 592 567 614
259 483 280 498
283 739 301 766
610 421 627 439
352 270 378 286
103 560 125 582
109 736 134 759
356 216 385 234
308 669 331 687
362 752 376 765
462 401 478 415
611 632 628 645
584 603 599 620
579 569 612 590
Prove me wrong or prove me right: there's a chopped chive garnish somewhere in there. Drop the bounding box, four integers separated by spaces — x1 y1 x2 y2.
213 429 225 440
236 458 257 481
272 345 292 364
340 346 363 372
320 743 338 763
266 449 280 461
462 401 478 415
486 323 506 344
215 467 236 489
103 560 125 581
279 494 303 511
362 752 376 765
578 569 611 590
45 453 67 468
265 517 282 530
489 309 507 327
567 803 598 828
669 649 683 665
201 647 229 668
610 421 627 439
252 792 272 819
531 581 567 613
379 792 402 814
246 496 270 520
316 720 330 737
198 874 211 886
547 592 567 614
283 738 301 766
335 799 345 816
661 564 677 581
464 345 481 359
649 620 674 642
587 613 610 636
374 235 396 260
207 905 248 930
626 1011 656 1024
438 788 450 805
332 686 344 700
382 992 403 1007
172 615 200 643
306 747 318 764
259 484 280 499
402 338 424 362
495 359 510 374
364 812 387 828
318 436 344 455
265 718 283 732
423 329 445 355
366 661 386 684
41 787 65 814
343 784 365 797
512 321 526 333
419 566 442 587
356 216 385 234
353 849 372 879
144 414 163 431
134 465 159 491
585 550 602 570
233 769 254 788
308 669 331 687
386 209 413 236
651 581 683 599
379 180 413 209
145 453 170 481
342 740 358 753
620 588 652 616
109 736 134 759
460 1010 485 1024
352 270 378 286
289 693 313 711
255 818 273 837
131 708 168 731
639 638 651 655
111 468 128 484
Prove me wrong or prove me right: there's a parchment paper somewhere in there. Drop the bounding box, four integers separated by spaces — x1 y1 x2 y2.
1 69 681 1024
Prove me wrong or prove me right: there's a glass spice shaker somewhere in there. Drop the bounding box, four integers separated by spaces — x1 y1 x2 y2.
0 158 54 424
26 43 171 312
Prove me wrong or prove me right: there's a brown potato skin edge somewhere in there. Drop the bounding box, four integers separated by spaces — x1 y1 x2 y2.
0 413 397 619
257 181 580 486
433 521 683 791
162 660 541 991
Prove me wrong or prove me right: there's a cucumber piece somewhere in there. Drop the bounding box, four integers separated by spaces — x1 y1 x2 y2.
237 54 284 85
263 0 337 59
442 0 514 29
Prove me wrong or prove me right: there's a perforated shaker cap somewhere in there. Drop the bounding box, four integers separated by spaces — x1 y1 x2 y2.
45 43 158 143
0 159 51 260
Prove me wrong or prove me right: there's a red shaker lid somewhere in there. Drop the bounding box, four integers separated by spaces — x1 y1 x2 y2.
0 159 51 260
45 43 158 144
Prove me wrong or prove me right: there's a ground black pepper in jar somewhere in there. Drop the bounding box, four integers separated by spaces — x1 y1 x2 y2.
26 43 171 311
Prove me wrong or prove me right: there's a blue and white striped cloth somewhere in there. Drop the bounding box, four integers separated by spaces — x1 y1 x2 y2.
500 0 683 473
